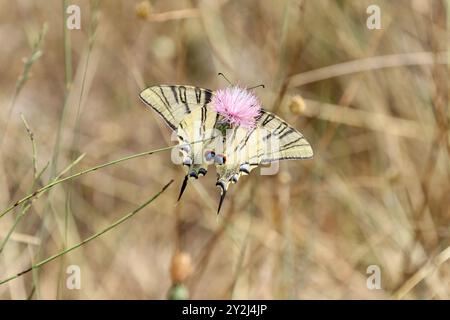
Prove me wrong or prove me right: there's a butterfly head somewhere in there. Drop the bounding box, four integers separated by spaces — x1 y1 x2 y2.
212 86 261 129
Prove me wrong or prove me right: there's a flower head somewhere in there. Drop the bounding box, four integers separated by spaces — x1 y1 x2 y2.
212 86 262 129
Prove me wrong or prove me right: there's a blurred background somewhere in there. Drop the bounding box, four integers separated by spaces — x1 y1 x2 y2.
0 0 449 299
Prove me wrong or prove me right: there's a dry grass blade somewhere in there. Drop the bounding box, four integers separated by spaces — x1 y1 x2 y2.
289 52 448 87
392 246 450 299
0 24 47 148
291 97 435 140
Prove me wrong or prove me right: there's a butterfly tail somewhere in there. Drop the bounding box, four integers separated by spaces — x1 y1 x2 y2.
177 174 189 202
216 180 228 214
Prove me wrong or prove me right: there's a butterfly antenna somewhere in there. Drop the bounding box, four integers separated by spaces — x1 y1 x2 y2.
177 175 189 202
217 73 232 86
248 84 265 90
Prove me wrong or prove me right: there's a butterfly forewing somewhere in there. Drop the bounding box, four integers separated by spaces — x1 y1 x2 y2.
220 110 312 170
140 85 213 130
252 110 313 163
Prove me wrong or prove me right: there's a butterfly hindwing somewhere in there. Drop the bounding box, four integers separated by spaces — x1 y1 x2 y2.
177 106 220 177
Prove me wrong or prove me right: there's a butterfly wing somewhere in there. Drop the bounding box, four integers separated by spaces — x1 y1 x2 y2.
140 85 216 200
248 109 313 164
141 85 313 213
140 85 213 130
177 106 221 178
214 110 313 212
218 109 313 180
175 107 220 200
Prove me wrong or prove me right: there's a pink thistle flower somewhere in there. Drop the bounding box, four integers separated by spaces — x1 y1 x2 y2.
212 86 262 129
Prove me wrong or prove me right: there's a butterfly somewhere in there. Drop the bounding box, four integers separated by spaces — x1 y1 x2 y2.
139 84 313 213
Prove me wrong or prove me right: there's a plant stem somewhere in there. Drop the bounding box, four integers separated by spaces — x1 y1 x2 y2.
0 179 173 286
0 137 211 221
0 144 179 220
0 154 84 254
